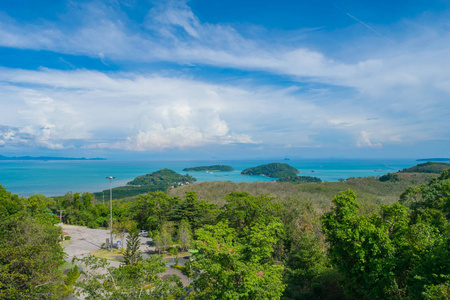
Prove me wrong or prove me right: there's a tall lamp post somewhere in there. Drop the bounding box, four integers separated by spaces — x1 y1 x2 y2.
106 176 115 252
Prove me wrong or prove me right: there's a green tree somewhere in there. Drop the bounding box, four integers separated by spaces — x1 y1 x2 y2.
130 192 179 232
0 188 66 300
188 221 286 300
321 190 405 299
218 192 282 234
177 219 193 251
123 230 142 266
170 191 218 231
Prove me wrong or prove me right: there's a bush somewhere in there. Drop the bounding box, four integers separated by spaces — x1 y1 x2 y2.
87 221 99 229
64 236 71 241
379 173 399 182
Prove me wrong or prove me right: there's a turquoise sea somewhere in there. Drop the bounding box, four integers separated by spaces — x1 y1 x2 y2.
0 158 419 197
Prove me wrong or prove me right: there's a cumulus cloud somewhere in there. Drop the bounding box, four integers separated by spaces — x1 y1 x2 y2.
357 131 383 148
0 68 267 151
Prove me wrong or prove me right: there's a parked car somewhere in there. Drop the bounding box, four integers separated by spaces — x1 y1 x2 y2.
139 230 149 237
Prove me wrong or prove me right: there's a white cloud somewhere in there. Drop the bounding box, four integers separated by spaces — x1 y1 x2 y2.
357 131 383 148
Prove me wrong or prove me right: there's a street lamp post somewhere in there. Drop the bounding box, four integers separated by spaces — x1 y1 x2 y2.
106 176 116 252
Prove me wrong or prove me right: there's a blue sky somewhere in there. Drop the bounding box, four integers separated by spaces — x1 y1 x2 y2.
0 0 449 159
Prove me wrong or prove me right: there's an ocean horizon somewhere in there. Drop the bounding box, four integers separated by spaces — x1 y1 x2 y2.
0 158 421 197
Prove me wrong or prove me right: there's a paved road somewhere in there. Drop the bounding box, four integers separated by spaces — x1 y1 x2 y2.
62 224 190 285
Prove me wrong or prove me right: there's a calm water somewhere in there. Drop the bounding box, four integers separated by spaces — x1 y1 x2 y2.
0 158 419 197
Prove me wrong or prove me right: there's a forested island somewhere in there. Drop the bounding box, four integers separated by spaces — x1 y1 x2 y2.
241 162 299 178
1 162 449 299
183 165 234 171
93 168 196 199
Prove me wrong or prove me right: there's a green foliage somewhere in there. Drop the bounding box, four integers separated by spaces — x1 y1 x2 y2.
183 165 234 171
130 192 179 232
322 180 450 299
93 184 165 200
189 221 286 300
283 233 345 300
400 170 450 219
322 190 405 299
0 186 67 298
123 231 142 266
218 192 282 234
153 227 173 254
177 218 193 251
422 282 450 299
241 162 299 178
400 162 450 174
169 191 218 231
64 265 80 288
74 255 185 299
277 175 322 183
280 198 345 299
379 172 400 182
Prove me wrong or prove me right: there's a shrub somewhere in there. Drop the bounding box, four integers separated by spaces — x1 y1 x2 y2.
64 236 71 241
87 221 99 229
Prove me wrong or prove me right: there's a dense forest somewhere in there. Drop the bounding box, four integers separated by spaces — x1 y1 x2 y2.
1 163 449 299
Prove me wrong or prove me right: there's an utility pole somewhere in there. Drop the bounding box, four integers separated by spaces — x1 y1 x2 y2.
106 176 115 252
57 210 64 224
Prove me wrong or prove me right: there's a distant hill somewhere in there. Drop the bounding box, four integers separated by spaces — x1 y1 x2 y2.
127 168 196 186
399 162 450 174
241 162 299 178
94 169 196 200
0 155 105 161
183 165 234 171
277 175 322 183
416 158 450 162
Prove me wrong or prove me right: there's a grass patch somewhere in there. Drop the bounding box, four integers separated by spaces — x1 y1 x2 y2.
91 249 124 261
163 252 191 258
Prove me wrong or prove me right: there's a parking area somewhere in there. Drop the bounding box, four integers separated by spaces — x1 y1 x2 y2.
61 224 189 285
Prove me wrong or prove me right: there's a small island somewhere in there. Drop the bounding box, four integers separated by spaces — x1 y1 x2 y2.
183 165 234 172
241 162 299 178
94 169 196 199
127 168 196 186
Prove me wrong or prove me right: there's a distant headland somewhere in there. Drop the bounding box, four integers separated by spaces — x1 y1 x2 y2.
0 155 106 161
416 158 450 162
183 165 234 171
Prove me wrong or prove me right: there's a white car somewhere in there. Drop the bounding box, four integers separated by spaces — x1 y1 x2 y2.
139 230 149 237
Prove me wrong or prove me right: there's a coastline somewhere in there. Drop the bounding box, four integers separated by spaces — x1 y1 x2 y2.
0 158 419 197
